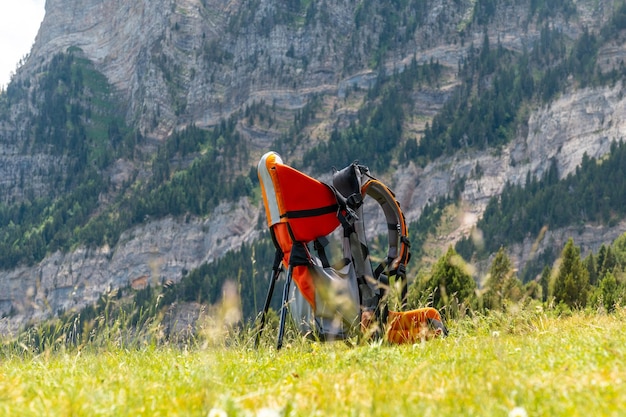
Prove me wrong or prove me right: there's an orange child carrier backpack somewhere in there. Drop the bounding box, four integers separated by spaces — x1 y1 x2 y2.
255 151 447 348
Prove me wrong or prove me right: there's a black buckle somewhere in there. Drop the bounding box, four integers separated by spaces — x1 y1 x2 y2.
346 193 363 210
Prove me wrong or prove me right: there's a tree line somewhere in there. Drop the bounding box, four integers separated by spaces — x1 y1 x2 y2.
301 57 444 174
12 226 626 349
299 1 626 174
416 5 626 164
456 141 626 273
411 233 626 320
0 51 255 268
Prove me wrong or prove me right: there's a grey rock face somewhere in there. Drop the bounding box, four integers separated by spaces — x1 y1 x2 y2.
0 198 259 334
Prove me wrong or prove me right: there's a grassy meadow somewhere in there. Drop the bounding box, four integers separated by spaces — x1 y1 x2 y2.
1 308 625 416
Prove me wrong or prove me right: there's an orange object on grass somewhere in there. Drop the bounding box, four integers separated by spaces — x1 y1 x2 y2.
386 308 445 343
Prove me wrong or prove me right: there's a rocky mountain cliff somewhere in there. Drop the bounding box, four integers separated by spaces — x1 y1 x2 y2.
1 0 626 333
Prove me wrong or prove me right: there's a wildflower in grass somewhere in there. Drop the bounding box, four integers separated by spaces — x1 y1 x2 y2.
208 408 227 417
508 406 528 417
257 408 281 417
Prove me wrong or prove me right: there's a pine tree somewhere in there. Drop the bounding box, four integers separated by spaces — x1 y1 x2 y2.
539 265 551 302
612 232 626 270
552 238 590 308
598 272 618 312
599 246 617 278
483 247 522 310
423 246 476 314
584 252 598 286
596 244 608 276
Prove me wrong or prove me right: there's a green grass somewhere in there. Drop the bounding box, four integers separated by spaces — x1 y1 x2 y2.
1 310 625 416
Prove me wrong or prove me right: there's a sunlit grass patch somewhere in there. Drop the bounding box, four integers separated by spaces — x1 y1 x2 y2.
1 310 625 416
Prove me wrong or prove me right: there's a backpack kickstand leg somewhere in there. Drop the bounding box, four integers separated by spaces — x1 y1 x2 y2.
255 250 283 348
276 265 293 350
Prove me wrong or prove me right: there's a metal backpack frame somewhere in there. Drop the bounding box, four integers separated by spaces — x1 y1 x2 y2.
255 151 447 349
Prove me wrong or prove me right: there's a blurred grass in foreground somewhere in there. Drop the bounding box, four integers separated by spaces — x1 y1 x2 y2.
1 309 625 416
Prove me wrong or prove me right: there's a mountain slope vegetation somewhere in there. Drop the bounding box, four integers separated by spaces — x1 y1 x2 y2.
1 0 626 329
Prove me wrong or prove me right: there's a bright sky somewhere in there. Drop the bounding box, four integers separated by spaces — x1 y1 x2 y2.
0 0 46 89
